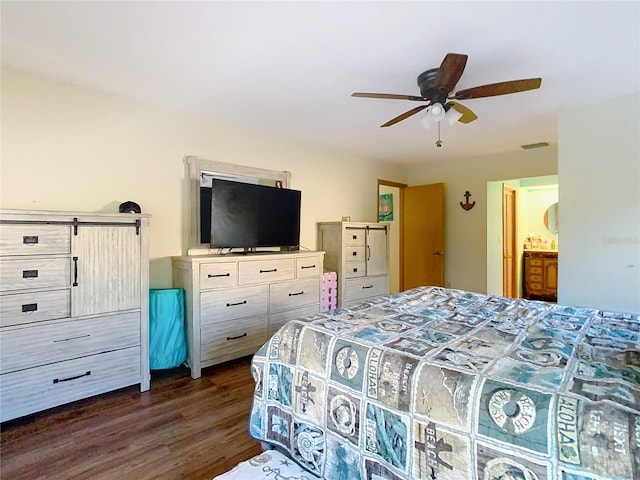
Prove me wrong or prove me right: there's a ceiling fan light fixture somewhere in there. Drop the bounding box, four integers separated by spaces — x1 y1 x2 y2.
446 107 463 125
421 110 434 129
429 102 446 121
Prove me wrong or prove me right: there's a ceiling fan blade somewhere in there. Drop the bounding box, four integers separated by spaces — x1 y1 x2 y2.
381 105 429 127
448 101 478 124
434 53 468 93
453 78 542 100
352 92 426 101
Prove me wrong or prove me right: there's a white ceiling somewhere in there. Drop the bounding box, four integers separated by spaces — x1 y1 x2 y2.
2 1 639 165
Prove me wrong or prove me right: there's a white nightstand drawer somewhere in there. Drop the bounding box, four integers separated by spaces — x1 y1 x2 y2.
0 224 71 256
0 311 140 374
0 257 70 292
238 258 295 285
345 275 389 302
0 347 141 422
269 277 320 313
200 285 268 324
200 262 237 289
295 255 322 278
0 289 70 327
201 315 267 363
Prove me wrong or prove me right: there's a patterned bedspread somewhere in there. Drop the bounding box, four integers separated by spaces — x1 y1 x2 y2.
248 286 640 480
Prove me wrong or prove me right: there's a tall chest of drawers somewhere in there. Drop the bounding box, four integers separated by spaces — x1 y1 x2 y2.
172 251 324 379
318 222 389 308
0 209 150 422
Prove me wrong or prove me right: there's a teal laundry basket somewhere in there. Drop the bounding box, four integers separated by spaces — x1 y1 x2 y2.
149 288 187 370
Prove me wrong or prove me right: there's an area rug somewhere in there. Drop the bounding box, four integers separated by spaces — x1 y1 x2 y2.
213 449 319 480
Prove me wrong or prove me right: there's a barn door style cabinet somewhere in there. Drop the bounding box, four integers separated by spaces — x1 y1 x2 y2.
318 222 389 308
0 209 150 422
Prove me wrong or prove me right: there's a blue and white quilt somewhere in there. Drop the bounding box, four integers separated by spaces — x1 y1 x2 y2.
249 286 640 480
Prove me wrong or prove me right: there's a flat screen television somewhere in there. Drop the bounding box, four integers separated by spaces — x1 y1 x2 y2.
201 179 301 251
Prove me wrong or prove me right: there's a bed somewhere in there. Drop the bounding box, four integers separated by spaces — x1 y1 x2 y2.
248 286 640 480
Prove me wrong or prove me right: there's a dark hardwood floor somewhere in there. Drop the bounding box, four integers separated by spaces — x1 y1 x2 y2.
0 356 262 479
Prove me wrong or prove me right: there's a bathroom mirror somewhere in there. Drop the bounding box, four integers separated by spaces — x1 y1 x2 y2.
544 202 559 234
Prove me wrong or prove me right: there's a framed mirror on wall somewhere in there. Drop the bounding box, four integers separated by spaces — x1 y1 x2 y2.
544 202 559 235
186 156 291 255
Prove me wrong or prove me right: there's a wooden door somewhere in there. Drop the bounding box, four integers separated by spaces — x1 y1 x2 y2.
502 185 517 298
71 225 141 317
402 183 445 289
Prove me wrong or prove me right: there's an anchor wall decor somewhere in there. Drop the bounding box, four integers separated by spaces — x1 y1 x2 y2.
460 191 476 211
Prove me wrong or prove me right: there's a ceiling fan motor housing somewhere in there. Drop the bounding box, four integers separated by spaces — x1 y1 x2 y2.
417 68 449 105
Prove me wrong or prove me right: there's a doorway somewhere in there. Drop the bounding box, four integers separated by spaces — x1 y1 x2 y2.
502 185 517 298
378 180 445 293
487 175 558 297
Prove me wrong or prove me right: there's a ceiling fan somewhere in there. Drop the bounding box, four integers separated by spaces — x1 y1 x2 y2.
352 53 542 128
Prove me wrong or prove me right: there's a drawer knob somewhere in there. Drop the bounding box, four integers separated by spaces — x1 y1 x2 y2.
301 265 316 269
362 285 373 289
259 268 277 273
288 291 304 296
208 273 230 278
352 251 357 256
226 333 247 341
53 371 91 384
226 300 247 307
353 267 358 273
22 235 39 245
22 269 39 279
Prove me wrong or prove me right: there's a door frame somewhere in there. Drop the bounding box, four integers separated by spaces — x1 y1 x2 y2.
377 179 408 291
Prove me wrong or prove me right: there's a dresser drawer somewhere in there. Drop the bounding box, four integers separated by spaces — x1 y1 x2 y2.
296 255 322 278
0 224 71 256
344 246 366 262
0 311 140 374
200 262 237 290
0 289 70 327
344 229 366 246
268 304 319 337
201 315 267 364
345 275 389 302
200 285 268 324
529 266 542 275
270 277 320 313
0 346 141 422
238 258 295 285
529 258 543 266
344 260 366 278
0 257 70 292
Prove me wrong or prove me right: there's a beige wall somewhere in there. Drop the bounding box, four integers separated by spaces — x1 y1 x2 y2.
406 147 557 293
0 69 406 288
558 93 639 313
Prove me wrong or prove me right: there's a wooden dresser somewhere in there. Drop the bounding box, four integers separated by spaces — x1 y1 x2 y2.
317 222 389 308
522 250 558 302
0 209 150 422
172 251 324 379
